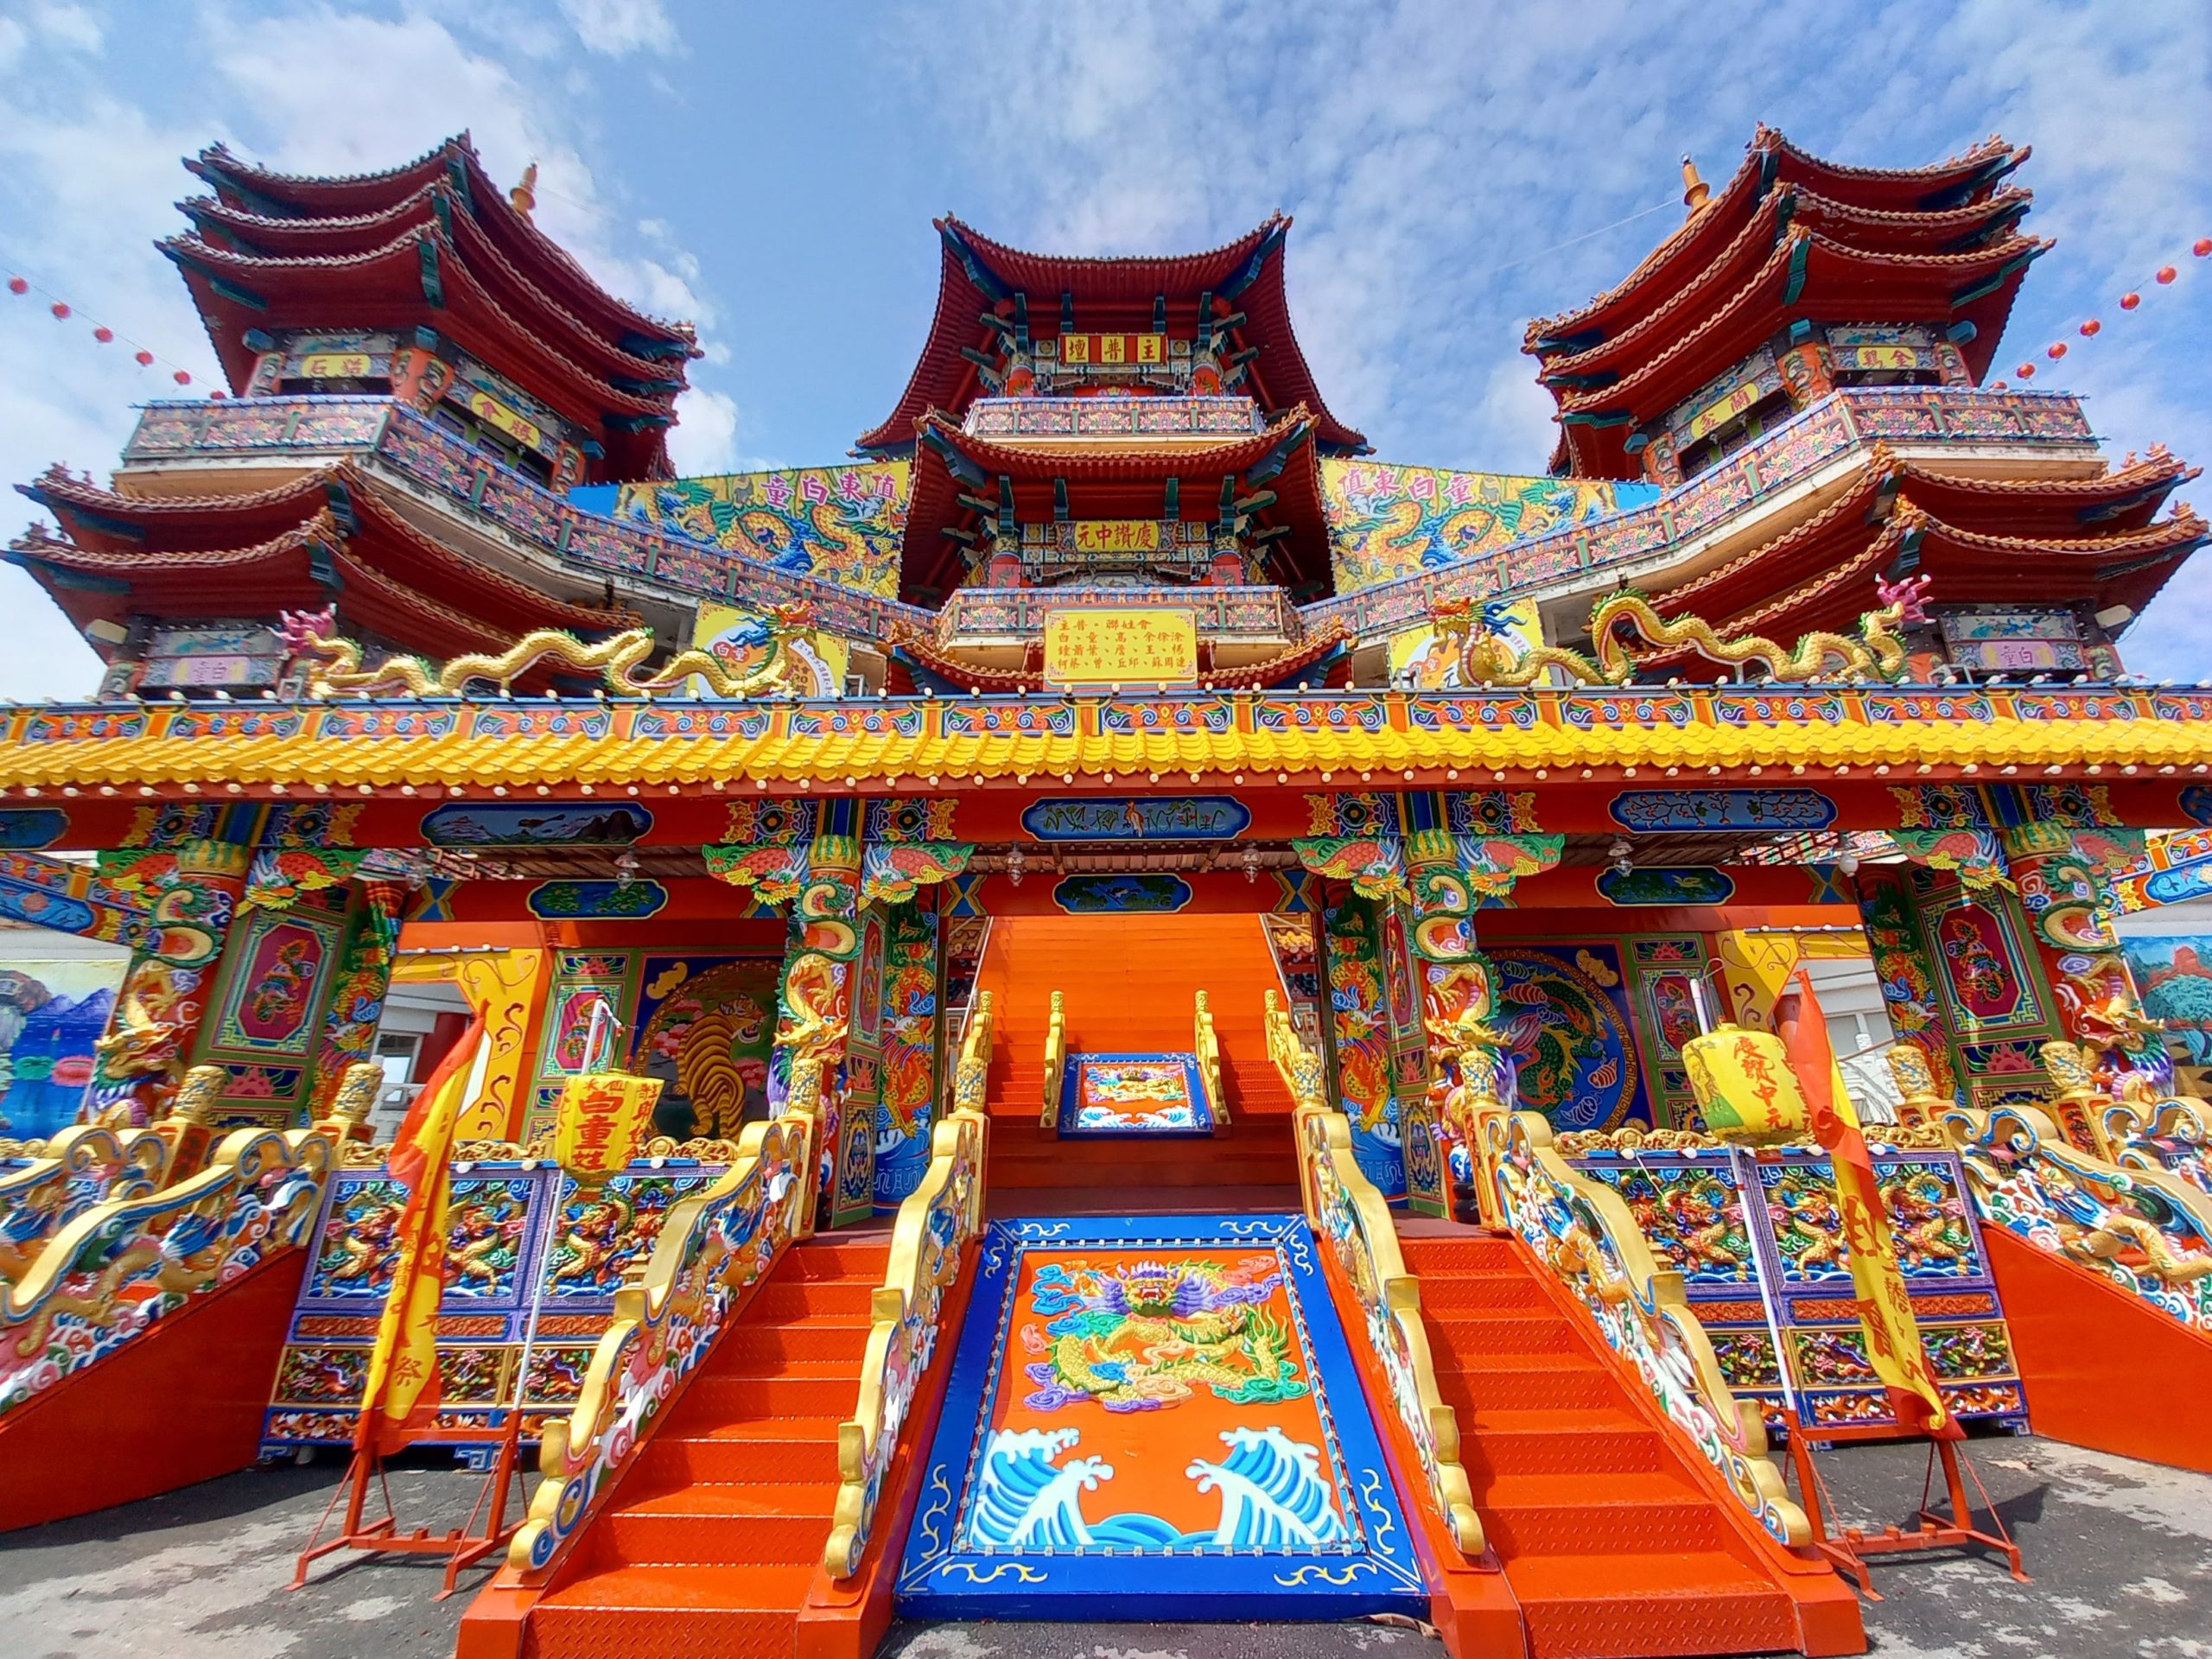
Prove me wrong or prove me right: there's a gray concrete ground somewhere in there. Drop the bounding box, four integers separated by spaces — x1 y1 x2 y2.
1 1433 2206 1659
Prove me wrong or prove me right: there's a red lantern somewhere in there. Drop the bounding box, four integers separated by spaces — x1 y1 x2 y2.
133 349 153 366
2081 319 2101 336
172 370 191 385
2197 238 2212 257
210 390 226 400
2048 341 2068 359
92 325 112 343
48 302 69 320
2121 291 2142 309
2157 265 2177 284
1991 379 2008 390
5 276 25 296
2017 363 2035 378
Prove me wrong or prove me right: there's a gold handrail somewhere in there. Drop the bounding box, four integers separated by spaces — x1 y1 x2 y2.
1 1125 329 1419
954 989 993 1118
1040 989 1065 1128
1945 1086 2212 1337
510 1112 816 1578
824 1100 989 1575
1267 991 1484 1554
0 1123 170 1285
1194 990 1224 1122
1487 1110 1809 1546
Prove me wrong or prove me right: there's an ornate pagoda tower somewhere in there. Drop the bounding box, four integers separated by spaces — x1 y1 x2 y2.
13 135 701 700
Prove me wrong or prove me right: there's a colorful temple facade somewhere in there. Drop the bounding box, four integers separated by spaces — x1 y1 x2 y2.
4 128 2212 1659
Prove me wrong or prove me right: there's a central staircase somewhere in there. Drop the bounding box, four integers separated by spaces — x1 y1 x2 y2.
501 1235 887 1659
978 913 1303 1198
1402 1231 1857 1658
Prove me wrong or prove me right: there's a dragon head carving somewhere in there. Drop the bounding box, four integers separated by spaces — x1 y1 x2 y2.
278 607 340 658
1875 572 1934 626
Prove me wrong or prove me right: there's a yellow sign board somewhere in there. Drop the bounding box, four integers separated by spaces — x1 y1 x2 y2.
551 1071 664 1175
1043 608 1198 686
466 389 545 452
298 352 373 379
1838 345 1922 372
1058 333 1167 367
1071 520 1163 555
1683 379 1764 443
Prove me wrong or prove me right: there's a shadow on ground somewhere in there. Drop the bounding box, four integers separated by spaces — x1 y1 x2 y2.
1 1435 2205 1658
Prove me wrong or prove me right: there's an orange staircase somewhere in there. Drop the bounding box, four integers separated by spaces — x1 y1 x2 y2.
499 1236 887 1659
978 913 1298 1120
1402 1232 1861 1659
975 913 1301 1195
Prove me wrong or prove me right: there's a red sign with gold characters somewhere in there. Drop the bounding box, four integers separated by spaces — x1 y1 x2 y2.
1056 333 1167 367
552 1071 664 1175
1043 608 1198 686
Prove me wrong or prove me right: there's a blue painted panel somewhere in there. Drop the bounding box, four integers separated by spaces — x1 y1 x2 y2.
1022 796 1252 842
1596 865 1737 906
420 801 652 847
525 880 671 919
0 809 70 849
897 1213 1426 1622
1607 787 1835 832
1051 874 1193 913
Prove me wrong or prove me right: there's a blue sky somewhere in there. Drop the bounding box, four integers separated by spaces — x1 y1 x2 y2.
2 0 2208 698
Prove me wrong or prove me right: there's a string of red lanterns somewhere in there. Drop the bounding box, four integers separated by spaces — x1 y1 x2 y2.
1995 237 2212 387
1 251 215 394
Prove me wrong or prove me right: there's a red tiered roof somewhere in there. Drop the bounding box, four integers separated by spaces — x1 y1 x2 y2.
181 187 678 392
901 409 1330 602
12 463 639 658
187 137 694 358
1606 450 2204 675
859 215 1364 457
174 137 696 481
1529 130 2038 479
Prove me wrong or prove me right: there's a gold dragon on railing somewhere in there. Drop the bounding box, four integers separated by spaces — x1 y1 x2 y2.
1433 571 1930 688
277 602 817 698
824 1099 988 1576
1945 1065 2212 1336
1039 990 1065 1128
1193 990 1225 1123
1486 1110 1810 1547
1267 992 1486 1555
510 1111 814 1579
0 1124 171 1284
951 990 994 1119
1 1125 329 1418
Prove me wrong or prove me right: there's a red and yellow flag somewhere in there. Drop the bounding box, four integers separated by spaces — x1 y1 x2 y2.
1775 969 1951 1437
355 1016 486 1454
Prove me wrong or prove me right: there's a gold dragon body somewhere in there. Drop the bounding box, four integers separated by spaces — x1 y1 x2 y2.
1434 573 1931 688
278 602 817 699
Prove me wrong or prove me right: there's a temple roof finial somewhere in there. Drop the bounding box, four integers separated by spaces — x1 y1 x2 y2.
1681 154 1711 217
510 160 539 219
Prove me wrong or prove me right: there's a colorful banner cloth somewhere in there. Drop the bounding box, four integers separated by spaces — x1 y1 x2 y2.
1057 1052 1214 1136
898 1214 1423 1620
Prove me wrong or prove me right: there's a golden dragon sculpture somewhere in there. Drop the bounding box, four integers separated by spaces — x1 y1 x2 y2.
277 602 818 699
1435 572 1931 687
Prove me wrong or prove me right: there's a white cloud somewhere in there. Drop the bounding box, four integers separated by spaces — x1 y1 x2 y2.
666 386 740 475
556 0 677 57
